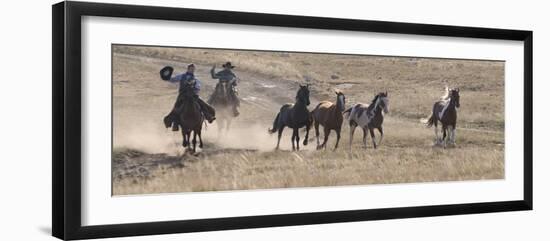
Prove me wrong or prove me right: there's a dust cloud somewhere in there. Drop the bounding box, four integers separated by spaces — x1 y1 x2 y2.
112 119 309 154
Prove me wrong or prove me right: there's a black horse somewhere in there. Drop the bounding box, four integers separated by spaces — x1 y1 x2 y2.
177 81 204 152
423 87 460 147
268 84 312 151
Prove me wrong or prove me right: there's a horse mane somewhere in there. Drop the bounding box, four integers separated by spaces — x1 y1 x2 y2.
370 94 380 106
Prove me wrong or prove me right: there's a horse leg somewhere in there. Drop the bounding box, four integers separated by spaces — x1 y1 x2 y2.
181 129 188 147
295 128 301 151
314 121 320 149
442 124 448 148
434 120 440 145
349 122 356 152
276 126 284 150
187 131 192 151
362 127 368 149
369 128 377 149
321 127 330 150
303 122 310 146
445 126 451 146
291 128 298 151
451 125 457 145
192 131 197 153
377 126 384 146
333 128 341 151
448 126 455 146
198 129 203 148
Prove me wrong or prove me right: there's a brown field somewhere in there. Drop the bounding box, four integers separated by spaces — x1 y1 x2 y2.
112 45 504 195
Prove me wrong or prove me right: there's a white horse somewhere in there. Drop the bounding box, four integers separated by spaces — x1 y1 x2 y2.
343 92 389 151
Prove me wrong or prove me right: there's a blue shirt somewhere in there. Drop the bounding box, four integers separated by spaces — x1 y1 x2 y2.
169 72 201 94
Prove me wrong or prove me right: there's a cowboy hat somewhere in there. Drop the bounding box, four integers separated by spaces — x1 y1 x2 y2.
222 61 235 68
160 66 174 80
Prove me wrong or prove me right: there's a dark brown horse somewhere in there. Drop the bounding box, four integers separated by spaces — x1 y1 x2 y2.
344 92 389 150
177 81 204 152
312 90 346 150
268 84 312 151
423 87 460 147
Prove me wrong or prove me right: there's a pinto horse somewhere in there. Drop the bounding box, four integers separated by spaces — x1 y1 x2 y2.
177 81 204 152
268 84 312 151
312 90 346 150
344 92 389 150
423 87 460 147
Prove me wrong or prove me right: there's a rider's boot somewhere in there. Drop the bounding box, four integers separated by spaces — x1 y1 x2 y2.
163 114 172 128
171 123 179 131
164 111 180 131
204 113 216 123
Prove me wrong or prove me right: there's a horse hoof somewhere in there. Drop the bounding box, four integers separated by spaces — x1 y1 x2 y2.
303 140 308 145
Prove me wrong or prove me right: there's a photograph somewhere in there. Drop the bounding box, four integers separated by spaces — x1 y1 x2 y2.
112 44 505 195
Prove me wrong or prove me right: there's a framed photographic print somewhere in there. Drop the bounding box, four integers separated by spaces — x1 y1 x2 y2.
52 1 533 240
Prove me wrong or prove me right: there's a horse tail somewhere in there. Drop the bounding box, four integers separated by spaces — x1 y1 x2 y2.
421 114 434 127
268 112 281 134
309 109 317 126
310 103 321 122
343 107 353 119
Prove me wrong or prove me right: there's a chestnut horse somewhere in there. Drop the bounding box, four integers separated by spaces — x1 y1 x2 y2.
312 90 346 150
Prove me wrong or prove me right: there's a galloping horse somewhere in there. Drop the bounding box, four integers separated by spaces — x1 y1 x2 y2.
312 90 346 150
208 80 236 135
423 87 460 147
177 81 204 152
268 84 312 151
344 92 389 150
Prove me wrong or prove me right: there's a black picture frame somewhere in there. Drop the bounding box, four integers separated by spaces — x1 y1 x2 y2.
52 1 533 240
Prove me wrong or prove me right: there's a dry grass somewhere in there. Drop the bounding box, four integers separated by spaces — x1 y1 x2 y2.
114 120 503 195
111 45 505 195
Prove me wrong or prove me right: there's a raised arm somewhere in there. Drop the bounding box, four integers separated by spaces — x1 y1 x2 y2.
168 73 182 83
210 65 220 79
